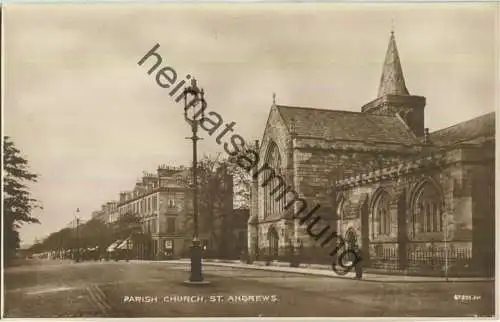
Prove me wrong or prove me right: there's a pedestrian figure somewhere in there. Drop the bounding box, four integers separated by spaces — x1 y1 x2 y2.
297 239 304 260
353 245 363 279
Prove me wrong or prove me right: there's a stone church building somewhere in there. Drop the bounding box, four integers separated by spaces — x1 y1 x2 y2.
248 31 495 276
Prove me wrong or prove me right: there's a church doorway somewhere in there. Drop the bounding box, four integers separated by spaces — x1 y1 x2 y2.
267 227 279 259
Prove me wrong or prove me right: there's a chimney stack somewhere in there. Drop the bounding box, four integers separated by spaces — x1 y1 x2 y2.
424 128 430 144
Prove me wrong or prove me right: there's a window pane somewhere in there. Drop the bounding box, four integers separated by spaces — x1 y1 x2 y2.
439 206 443 232
386 211 390 234
419 203 424 233
167 218 176 234
378 210 382 234
432 203 437 232
426 203 431 232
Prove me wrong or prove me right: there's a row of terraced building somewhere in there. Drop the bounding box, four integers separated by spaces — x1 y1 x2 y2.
91 165 248 260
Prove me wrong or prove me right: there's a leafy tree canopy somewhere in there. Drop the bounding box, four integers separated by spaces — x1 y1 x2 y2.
3 136 42 263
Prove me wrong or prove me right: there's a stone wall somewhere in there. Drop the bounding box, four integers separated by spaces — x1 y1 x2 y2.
331 144 495 276
361 94 426 137
468 144 495 276
292 146 411 234
284 145 416 264
157 191 188 234
248 103 494 275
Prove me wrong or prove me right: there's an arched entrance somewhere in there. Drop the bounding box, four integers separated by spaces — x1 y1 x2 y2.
267 227 279 259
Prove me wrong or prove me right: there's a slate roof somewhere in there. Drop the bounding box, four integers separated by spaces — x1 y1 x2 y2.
276 105 419 145
427 112 495 147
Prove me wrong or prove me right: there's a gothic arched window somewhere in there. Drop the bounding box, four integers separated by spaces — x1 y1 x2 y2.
263 141 284 218
373 191 391 236
413 181 442 235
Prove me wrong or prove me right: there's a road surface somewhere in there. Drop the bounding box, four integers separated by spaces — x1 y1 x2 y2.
3 259 495 318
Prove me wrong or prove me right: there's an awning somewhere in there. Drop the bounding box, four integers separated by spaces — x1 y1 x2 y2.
117 238 132 250
106 240 122 252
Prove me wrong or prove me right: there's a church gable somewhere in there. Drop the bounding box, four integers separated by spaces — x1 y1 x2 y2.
259 105 291 166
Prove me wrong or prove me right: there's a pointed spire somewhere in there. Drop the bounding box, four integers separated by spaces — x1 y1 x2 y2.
378 29 409 97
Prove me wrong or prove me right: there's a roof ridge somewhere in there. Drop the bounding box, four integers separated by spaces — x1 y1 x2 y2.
430 112 495 135
276 105 400 118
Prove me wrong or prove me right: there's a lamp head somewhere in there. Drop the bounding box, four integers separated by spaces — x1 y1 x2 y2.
183 78 205 124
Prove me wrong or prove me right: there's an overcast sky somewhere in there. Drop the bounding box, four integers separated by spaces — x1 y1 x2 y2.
4 3 497 245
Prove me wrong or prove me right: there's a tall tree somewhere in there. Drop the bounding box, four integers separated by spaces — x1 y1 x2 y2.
226 141 259 209
79 218 114 250
112 212 142 240
179 154 234 257
227 161 252 209
3 136 42 264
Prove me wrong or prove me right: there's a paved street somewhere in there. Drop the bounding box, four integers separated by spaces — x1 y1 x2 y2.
4 259 495 318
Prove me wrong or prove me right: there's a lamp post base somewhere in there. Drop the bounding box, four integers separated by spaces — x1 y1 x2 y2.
183 280 211 286
183 239 210 285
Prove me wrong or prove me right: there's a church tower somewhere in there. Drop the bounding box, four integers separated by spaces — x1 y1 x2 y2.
362 30 426 137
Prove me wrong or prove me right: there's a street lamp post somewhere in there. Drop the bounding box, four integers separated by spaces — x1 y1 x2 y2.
75 208 80 263
183 78 209 285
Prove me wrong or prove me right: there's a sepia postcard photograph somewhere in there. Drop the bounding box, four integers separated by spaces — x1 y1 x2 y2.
1 1 498 320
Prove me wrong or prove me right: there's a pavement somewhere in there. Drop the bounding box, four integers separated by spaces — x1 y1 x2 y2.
135 258 494 283
3 259 495 318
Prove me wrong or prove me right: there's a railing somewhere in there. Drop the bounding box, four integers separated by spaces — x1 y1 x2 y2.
368 246 474 276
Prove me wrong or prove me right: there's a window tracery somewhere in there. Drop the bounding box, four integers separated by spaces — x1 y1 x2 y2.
373 190 391 237
263 141 284 218
412 181 443 236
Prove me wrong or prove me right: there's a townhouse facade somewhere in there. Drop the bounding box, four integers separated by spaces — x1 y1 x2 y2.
117 165 193 258
91 201 119 224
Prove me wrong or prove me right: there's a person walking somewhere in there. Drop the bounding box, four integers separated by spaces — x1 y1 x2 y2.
353 244 363 279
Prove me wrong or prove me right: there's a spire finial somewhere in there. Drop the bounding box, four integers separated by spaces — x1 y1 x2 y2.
391 17 395 35
272 92 276 105
377 23 409 97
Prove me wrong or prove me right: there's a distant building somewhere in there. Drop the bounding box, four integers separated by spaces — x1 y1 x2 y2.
91 201 119 224
117 165 194 259
116 164 236 260
106 201 119 224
